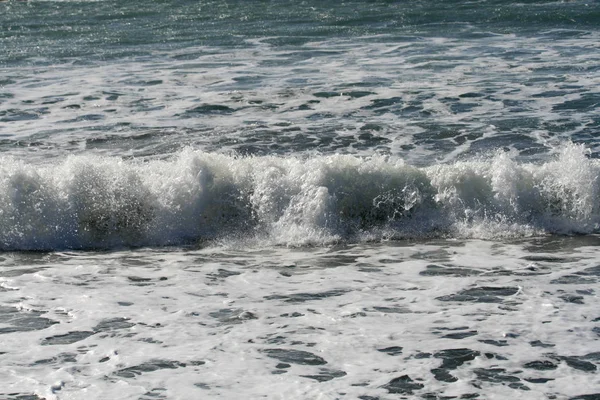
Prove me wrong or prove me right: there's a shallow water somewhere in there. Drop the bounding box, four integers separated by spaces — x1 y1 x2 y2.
1 0 600 399
2 238 600 399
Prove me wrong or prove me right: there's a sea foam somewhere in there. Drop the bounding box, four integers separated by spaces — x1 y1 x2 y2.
0 143 597 250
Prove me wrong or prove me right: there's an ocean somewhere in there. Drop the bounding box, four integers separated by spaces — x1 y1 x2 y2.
1 0 600 399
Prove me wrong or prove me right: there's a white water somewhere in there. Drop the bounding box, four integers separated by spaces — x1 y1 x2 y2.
1 239 599 399
0 143 598 250
2 3 600 398
3 31 600 163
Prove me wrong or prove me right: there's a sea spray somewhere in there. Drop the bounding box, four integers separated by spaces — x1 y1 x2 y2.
0 143 598 250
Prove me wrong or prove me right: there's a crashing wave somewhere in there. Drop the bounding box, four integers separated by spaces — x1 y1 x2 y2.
0 143 598 250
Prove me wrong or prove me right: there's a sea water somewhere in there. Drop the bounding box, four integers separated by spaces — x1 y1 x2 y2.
1 1 600 399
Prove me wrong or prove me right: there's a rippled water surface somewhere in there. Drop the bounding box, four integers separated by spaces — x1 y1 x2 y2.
1 1 600 399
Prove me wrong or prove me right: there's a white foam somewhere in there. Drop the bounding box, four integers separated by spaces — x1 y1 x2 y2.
1 239 599 399
0 143 598 250
3 30 600 162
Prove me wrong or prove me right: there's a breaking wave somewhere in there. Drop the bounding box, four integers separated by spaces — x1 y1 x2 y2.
0 143 598 250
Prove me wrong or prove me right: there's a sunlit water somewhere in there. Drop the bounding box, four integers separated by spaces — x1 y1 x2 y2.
1 1 600 399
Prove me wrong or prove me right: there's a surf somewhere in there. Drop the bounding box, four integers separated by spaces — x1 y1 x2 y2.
0 143 597 250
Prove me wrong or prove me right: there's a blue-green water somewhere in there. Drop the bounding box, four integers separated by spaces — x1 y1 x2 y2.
3 1 600 63
2 0 600 247
2 0 599 164
1 1 600 399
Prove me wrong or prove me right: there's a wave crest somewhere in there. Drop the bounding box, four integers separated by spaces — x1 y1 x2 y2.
0 144 597 250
